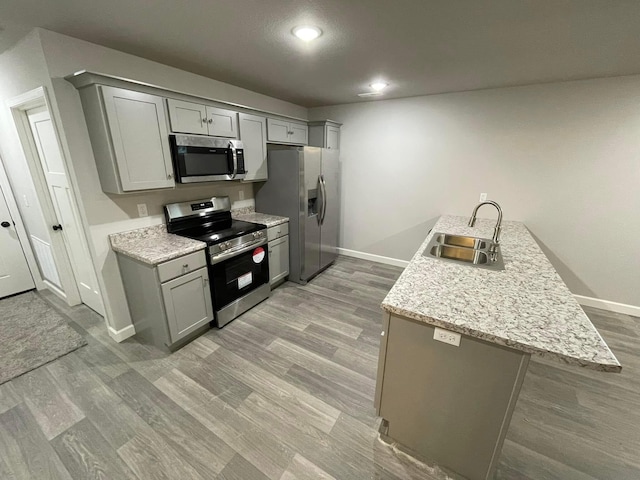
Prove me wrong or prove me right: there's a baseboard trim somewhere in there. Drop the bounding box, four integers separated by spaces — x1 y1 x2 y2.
107 324 136 343
337 248 410 268
574 295 640 318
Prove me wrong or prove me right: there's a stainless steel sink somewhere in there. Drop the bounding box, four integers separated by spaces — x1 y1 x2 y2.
423 232 505 270
435 234 487 250
429 244 489 265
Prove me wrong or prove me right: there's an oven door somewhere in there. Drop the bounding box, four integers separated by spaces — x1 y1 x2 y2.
209 242 269 311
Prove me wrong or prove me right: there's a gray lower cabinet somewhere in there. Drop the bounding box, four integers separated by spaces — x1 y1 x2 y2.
117 250 213 350
161 268 213 341
78 85 175 193
267 223 289 286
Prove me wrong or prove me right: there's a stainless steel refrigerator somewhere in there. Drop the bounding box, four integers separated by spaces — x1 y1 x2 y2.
255 146 339 284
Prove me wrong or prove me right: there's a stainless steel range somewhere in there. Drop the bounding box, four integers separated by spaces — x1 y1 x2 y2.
164 196 269 328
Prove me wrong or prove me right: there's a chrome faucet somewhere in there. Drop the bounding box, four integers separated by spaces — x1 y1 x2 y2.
468 201 503 258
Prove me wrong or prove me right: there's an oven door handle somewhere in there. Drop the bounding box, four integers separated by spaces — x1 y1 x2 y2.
209 238 267 265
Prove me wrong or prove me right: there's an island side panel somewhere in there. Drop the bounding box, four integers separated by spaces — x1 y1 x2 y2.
374 311 391 412
378 313 530 480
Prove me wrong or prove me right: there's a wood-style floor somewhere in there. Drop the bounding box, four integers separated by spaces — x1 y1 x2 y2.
0 256 637 479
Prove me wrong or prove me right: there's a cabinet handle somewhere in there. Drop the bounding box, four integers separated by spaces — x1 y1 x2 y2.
208 118 213 124
167 173 173 180
183 263 189 270
203 277 209 286
202 118 208 124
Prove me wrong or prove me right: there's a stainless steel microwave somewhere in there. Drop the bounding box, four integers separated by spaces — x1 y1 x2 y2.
169 134 246 183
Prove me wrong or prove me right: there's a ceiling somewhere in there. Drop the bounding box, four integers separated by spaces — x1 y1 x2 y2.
1 0 640 107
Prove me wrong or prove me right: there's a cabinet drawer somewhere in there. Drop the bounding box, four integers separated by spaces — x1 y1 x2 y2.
267 222 289 241
157 250 207 283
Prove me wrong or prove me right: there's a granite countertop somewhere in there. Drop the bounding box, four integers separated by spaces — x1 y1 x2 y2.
382 215 621 372
232 210 289 228
109 224 206 266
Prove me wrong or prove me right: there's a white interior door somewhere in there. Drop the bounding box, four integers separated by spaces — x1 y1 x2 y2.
0 184 35 298
27 107 104 315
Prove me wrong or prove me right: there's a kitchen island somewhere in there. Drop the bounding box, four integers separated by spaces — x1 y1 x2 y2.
375 215 620 480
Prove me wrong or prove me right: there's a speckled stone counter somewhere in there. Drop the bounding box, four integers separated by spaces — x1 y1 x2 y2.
109 224 206 265
382 215 621 372
232 211 289 228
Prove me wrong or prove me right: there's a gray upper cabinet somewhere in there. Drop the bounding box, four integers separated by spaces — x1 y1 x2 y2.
267 118 308 145
79 85 175 193
308 120 342 150
238 113 268 182
167 98 238 138
206 106 238 138
166 98 208 135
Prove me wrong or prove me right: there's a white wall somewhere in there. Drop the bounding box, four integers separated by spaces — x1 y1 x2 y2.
0 28 309 334
310 77 640 307
0 31 55 289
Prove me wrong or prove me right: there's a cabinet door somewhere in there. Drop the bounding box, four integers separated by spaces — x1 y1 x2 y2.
161 267 213 342
269 235 289 286
206 106 238 138
239 113 267 181
326 125 340 150
101 86 175 191
289 121 308 145
166 98 208 135
266 118 290 143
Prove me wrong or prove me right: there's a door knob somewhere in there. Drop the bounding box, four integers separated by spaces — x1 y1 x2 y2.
1 221 10 228
52 224 63 231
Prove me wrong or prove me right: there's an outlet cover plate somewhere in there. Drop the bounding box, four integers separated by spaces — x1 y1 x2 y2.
434 327 461 347
137 203 148 217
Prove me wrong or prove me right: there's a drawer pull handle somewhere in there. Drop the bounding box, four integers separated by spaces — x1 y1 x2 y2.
183 264 189 269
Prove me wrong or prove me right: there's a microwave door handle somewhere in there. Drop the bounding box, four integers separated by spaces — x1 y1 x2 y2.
230 148 238 179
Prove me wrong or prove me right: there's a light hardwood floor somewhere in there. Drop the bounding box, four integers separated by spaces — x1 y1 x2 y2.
0 256 637 479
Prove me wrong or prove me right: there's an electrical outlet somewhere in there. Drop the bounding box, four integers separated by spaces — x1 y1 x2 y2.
434 327 461 347
137 203 148 217
479 192 487 202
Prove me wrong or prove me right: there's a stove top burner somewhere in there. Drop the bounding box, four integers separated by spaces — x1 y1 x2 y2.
176 219 265 245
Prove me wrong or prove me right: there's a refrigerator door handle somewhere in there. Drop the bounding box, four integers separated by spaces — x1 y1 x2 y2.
317 175 323 226
320 175 328 225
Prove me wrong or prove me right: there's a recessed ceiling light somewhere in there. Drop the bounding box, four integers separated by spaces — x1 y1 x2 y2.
370 82 389 92
292 26 322 42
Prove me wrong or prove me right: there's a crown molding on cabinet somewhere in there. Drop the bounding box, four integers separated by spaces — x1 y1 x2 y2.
64 70 309 124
